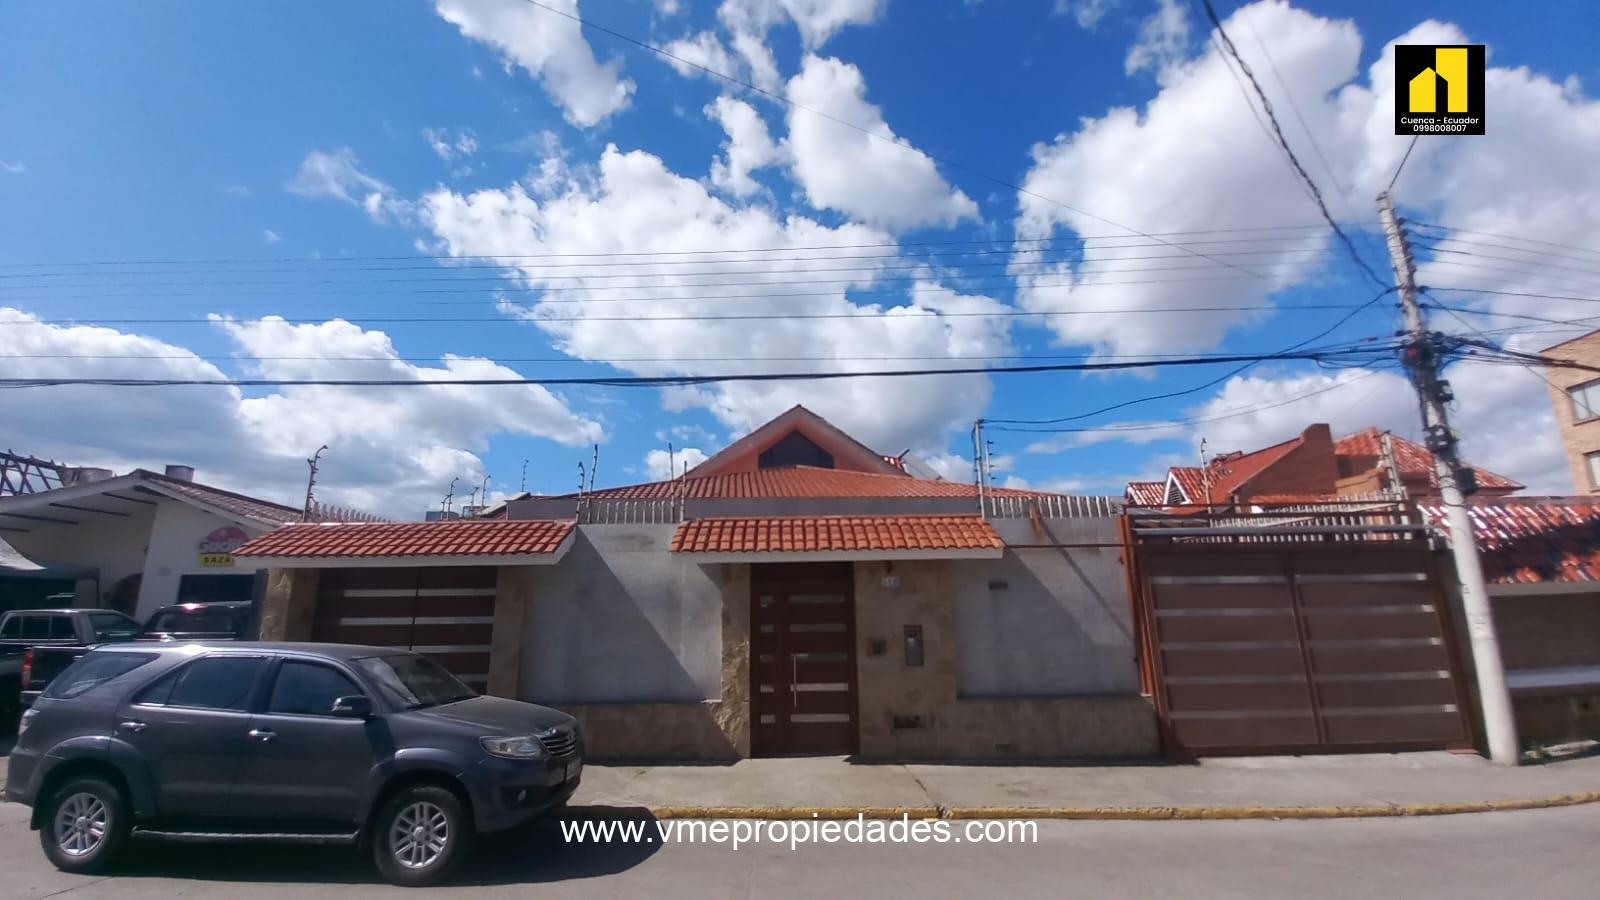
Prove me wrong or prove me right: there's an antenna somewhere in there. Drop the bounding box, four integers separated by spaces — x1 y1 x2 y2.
444 476 459 514
520 459 529 493
668 442 676 480
301 444 329 522
589 444 599 493
481 474 491 511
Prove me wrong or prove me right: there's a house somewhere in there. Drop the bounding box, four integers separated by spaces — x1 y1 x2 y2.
1125 424 1522 508
238 406 1156 761
1538 329 1600 493
0 465 349 619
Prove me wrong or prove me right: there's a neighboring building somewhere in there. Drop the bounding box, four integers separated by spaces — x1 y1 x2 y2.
239 406 1155 762
1539 329 1600 493
0 465 372 620
1127 423 1521 508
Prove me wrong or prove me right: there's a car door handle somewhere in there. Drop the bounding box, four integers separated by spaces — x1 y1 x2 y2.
247 729 276 743
118 720 146 733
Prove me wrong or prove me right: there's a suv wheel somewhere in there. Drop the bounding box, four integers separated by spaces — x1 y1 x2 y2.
39 777 129 874
372 785 474 886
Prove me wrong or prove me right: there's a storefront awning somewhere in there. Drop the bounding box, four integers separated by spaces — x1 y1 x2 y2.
670 515 1004 563
233 519 576 568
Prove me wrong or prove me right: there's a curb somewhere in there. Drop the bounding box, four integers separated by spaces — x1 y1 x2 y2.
589 790 1600 821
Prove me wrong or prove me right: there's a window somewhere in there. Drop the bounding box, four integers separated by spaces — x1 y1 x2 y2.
20 616 48 640
1587 451 1600 489
44 652 157 700
138 656 265 711
1570 380 1600 421
144 606 247 637
355 654 474 711
0 616 19 638
268 661 363 716
48 616 75 639
88 612 140 642
176 573 256 604
757 432 835 469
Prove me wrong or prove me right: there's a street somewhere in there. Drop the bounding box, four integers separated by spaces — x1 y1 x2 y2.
2 801 1595 899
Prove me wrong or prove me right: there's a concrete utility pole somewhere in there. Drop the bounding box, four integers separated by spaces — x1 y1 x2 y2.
1379 191 1518 764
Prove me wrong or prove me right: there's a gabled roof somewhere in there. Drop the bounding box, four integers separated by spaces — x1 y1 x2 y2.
670 515 1003 560
566 465 1058 501
234 519 575 567
1335 428 1522 492
684 405 905 479
0 468 302 529
1417 497 1600 584
1125 481 1166 506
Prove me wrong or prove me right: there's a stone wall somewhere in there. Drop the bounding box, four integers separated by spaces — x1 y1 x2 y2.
257 567 318 641
852 559 1157 760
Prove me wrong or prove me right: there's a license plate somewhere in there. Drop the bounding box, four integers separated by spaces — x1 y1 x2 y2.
565 760 582 781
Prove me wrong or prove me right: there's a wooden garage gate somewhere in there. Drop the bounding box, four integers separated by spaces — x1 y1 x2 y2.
311 566 498 690
1128 506 1475 758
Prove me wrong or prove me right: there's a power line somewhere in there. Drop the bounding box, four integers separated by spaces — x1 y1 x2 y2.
1386 135 1420 193
1411 233 1600 268
0 302 1379 328
1195 0 1390 291
1421 286 1600 305
1410 222 1600 260
1414 243 1600 279
0 347 1391 390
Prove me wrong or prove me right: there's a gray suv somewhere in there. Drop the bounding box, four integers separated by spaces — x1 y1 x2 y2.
5 642 583 886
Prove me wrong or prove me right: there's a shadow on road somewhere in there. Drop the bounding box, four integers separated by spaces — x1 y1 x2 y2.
98 808 664 887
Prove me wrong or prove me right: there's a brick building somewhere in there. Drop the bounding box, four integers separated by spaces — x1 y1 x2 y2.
1539 329 1600 493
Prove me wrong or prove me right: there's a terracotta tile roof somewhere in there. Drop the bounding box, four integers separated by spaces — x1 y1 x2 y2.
1125 481 1167 506
671 515 1003 554
569 466 1057 501
138 470 302 525
235 519 574 559
1335 429 1522 492
1417 497 1600 584
1168 467 1207 504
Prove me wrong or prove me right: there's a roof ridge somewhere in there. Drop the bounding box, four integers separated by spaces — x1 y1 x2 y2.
140 469 300 514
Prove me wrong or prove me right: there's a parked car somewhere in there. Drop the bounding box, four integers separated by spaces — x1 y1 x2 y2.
0 608 142 722
19 601 256 707
6 642 583 886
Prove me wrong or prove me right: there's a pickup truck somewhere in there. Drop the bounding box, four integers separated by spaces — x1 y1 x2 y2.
10 601 255 714
0 609 142 719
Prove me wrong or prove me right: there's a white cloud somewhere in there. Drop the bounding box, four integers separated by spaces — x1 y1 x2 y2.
422 143 1012 456
0 159 26 175
707 96 783 196
719 0 884 49
423 126 479 161
0 308 604 518
646 446 709 479
432 0 634 127
262 229 282 244
1124 0 1190 79
286 148 413 223
730 30 782 91
662 31 740 80
785 55 979 231
1034 361 1568 495
1012 2 1600 361
654 0 682 14
1054 0 1120 29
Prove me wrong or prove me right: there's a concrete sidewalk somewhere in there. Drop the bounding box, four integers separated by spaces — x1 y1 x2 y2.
572 752 1600 819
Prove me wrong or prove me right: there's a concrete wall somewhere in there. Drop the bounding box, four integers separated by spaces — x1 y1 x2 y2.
5 503 156 608
1489 588 1600 745
520 524 723 704
951 517 1140 697
853 555 1157 760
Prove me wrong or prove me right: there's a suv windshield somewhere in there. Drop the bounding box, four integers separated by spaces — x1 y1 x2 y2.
144 607 242 635
355 654 475 711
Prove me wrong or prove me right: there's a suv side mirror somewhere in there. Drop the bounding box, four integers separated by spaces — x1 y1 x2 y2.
331 695 372 718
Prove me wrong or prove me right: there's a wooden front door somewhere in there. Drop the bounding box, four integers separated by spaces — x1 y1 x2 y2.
751 563 859 756
310 566 497 692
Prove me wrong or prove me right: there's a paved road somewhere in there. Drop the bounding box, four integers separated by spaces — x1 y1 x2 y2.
3 800 1596 899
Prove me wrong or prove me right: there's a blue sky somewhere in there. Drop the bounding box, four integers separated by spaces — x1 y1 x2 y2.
3 0 1598 516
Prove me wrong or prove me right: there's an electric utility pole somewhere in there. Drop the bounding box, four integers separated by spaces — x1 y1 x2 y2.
302 445 328 522
1379 191 1517 763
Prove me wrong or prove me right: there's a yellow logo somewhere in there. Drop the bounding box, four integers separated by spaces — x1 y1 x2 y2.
1408 48 1469 114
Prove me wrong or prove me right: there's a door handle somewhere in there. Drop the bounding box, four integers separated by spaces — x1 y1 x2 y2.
247 729 276 743
118 720 146 733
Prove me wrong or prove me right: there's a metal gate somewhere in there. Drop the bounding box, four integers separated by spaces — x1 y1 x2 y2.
1127 505 1475 758
311 567 497 691
751 563 860 756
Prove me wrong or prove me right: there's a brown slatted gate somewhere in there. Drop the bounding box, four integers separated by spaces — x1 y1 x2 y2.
311 567 498 691
1132 518 1475 758
751 563 860 756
